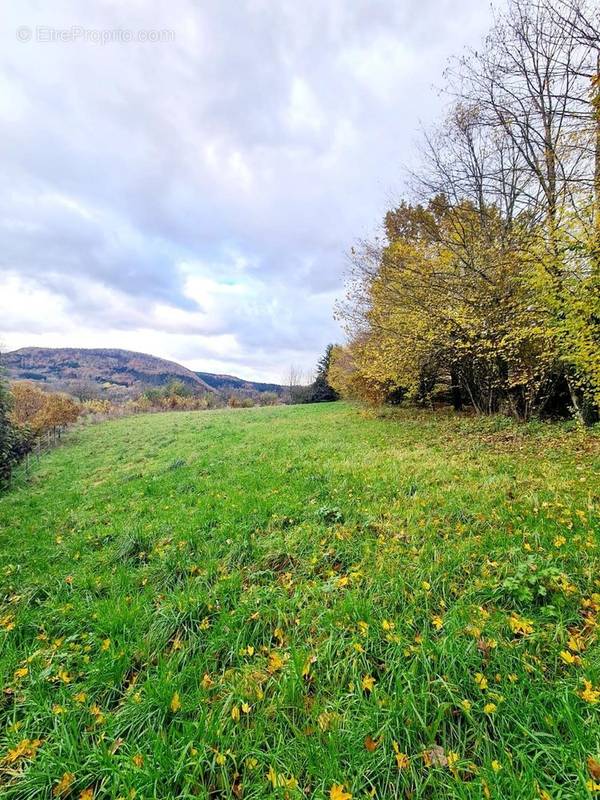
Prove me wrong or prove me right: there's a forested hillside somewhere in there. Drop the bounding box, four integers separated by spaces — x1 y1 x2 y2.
195 372 284 396
2 348 212 400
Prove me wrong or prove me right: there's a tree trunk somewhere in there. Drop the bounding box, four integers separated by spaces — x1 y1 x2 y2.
567 376 599 427
450 366 463 411
594 53 600 254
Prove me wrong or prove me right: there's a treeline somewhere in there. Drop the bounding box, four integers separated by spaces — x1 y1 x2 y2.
288 345 339 405
332 0 600 424
139 380 280 409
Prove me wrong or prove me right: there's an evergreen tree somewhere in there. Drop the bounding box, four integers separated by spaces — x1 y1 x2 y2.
308 344 339 403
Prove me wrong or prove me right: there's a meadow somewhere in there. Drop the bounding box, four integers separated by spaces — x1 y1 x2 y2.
0 403 599 799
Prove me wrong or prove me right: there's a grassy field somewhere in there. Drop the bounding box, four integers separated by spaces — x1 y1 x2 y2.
0 403 599 799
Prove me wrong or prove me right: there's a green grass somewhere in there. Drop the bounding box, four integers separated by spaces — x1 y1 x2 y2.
0 403 599 799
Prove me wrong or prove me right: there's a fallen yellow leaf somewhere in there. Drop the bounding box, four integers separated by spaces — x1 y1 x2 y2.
53 772 75 797
330 784 352 800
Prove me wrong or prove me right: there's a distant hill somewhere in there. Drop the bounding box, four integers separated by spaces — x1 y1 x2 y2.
1 347 284 401
1 347 214 400
195 372 284 395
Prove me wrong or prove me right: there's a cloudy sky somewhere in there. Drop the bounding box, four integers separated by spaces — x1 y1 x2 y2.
1 1 492 382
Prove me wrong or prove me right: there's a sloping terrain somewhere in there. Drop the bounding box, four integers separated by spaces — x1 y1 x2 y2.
2 348 283 401
0 404 599 799
195 372 284 395
2 348 214 398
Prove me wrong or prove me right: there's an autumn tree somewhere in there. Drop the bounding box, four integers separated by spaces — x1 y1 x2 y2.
0 374 32 488
10 382 81 440
447 0 600 421
9 381 48 430
336 0 600 423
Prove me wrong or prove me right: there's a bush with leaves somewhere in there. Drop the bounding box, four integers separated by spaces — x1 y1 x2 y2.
0 375 33 489
227 394 255 408
10 381 81 439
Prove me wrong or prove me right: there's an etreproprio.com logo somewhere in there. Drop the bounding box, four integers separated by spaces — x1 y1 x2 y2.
16 26 176 44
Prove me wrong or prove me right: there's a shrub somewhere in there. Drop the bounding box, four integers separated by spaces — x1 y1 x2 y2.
10 381 81 439
228 395 254 408
258 391 279 406
0 376 33 489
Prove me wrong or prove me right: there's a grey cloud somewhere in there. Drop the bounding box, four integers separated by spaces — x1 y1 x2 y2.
0 0 492 377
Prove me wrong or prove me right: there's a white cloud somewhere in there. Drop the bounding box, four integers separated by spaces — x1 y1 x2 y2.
0 0 492 380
